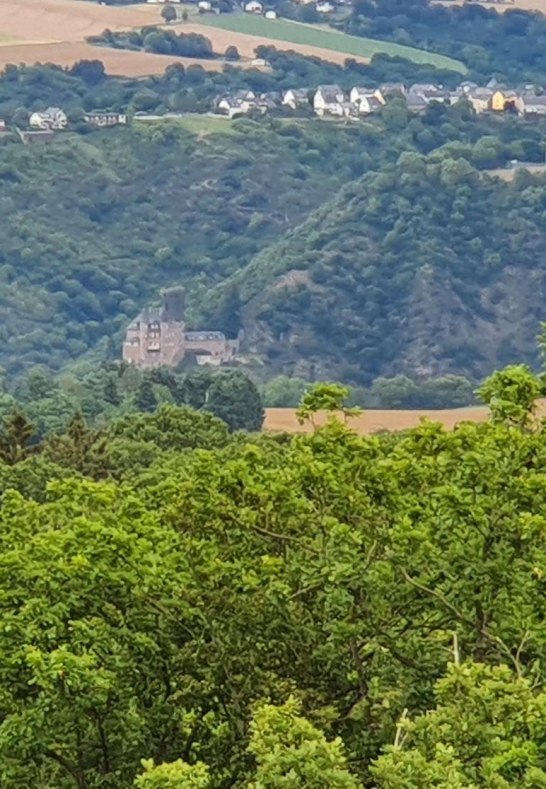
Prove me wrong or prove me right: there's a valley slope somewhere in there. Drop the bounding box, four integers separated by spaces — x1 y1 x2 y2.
216 155 546 384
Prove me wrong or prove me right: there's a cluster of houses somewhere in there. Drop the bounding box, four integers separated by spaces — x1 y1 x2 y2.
28 108 128 130
215 80 546 119
0 108 129 144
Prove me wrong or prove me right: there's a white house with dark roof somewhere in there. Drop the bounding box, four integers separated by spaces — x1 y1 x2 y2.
282 88 310 110
520 94 546 116
29 107 67 130
313 84 345 116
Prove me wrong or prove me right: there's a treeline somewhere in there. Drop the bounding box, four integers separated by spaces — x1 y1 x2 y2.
89 27 216 60
0 362 477 438
262 372 476 408
0 363 264 437
0 364 546 785
343 0 546 84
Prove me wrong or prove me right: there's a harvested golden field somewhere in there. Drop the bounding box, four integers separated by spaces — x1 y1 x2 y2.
265 400 546 434
264 406 491 434
0 40 227 76
0 0 370 76
0 0 159 43
0 0 202 75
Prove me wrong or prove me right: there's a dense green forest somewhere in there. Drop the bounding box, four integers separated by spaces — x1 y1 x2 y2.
343 0 546 84
209 151 546 384
0 114 382 374
0 362 546 786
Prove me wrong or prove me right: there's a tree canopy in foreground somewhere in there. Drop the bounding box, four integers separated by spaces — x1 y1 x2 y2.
0 363 545 785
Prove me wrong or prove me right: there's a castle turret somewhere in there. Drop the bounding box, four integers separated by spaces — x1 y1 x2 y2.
161 287 186 324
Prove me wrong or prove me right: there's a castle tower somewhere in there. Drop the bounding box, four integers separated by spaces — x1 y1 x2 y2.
161 287 186 324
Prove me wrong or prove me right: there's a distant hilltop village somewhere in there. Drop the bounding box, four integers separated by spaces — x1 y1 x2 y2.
122 288 239 369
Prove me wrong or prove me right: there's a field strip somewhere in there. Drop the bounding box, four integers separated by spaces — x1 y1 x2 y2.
180 21 367 64
0 40 228 76
198 14 466 72
263 406 491 434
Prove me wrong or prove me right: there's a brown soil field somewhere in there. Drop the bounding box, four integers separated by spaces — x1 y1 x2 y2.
264 406 491 434
0 0 368 76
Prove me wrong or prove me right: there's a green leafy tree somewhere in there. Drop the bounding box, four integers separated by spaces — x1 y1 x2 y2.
477 364 543 428
372 662 546 788
135 380 158 413
44 412 111 478
296 383 361 426
110 403 230 450
135 758 210 788
205 371 264 432
224 46 240 62
248 697 363 788
0 409 39 465
161 4 177 23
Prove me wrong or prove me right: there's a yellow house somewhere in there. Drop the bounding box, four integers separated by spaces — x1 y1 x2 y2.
491 90 523 113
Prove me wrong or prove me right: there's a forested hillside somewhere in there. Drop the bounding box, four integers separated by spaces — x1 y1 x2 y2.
0 119 379 374
0 366 545 786
220 154 546 384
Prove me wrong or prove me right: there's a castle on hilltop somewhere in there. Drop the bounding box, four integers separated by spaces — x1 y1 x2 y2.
122 288 239 369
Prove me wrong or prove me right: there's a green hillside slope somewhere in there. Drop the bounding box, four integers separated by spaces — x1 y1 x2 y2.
214 155 546 384
0 119 379 375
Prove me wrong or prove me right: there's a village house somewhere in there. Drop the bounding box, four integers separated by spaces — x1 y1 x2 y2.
313 84 345 116
0 120 7 132
244 0 263 11
381 83 406 97
198 1 213 11
520 94 546 116
408 83 438 96
465 87 494 114
316 1 335 11
349 87 385 113
84 111 127 127
405 93 428 113
217 97 252 118
282 88 310 110
29 107 67 130
491 89 521 113
264 9 277 18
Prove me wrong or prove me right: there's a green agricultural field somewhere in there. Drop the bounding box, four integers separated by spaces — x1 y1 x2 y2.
200 15 466 72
